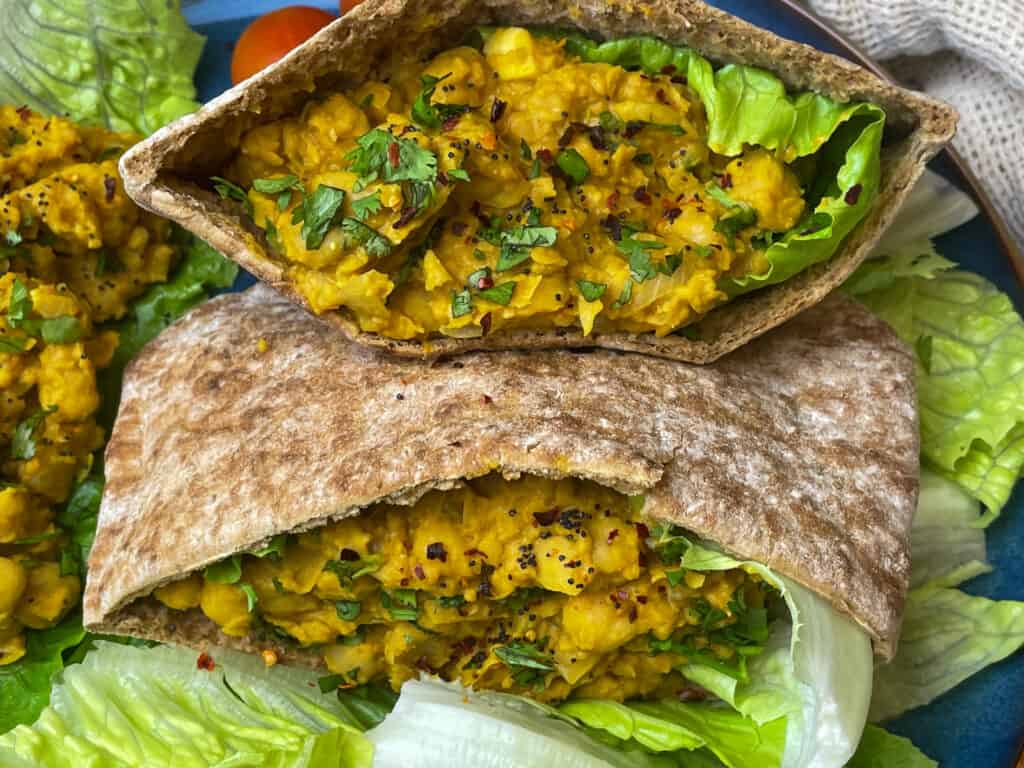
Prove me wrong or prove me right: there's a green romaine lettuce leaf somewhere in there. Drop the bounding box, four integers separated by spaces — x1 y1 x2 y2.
560 698 786 768
648 534 873 768
0 615 85 735
870 586 1024 722
909 470 989 589
0 0 204 134
557 31 884 301
850 265 1024 519
0 641 372 767
846 726 937 768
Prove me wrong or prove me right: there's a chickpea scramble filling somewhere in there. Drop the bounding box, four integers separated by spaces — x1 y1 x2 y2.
220 26 881 342
0 106 179 665
152 475 778 703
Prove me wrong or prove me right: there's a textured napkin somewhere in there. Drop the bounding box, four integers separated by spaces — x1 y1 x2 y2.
804 0 1024 247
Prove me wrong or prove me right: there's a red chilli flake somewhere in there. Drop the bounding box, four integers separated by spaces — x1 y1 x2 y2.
339 548 360 561
387 141 400 168
633 186 652 205
655 88 670 105
636 595 648 604
437 170 450 186
717 172 733 189
480 312 492 336
15 105 30 122
464 547 489 559
396 206 419 228
606 528 620 545
536 148 554 164
635 522 650 540
414 563 426 580
103 175 116 202
844 184 863 205
664 207 682 223
606 191 620 211
628 604 639 623
660 64 677 75
476 275 494 289
441 114 461 132
196 652 215 671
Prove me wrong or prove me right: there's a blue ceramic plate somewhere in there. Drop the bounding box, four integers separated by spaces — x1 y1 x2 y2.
181 2 1024 764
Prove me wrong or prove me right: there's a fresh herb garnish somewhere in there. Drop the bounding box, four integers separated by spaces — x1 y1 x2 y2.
381 589 418 621
494 642 553 671
6 277 85 344
496 225 557 272
345 128 439 218
612 280 633 309
351 191 383 221
336 600 362 621
616 236 667 283
340 218 393 258
11 405 57 461
239 583 259 613
451 289 473 318
504 587 547 613
411 73 470 130
249 535 287 559
325 554 382 584
519 138 533 160
447 168 471 182
0 335 28 354
293 185 346 250
706 182 758 247
438 594 467 609
393 219 445 290
599 111 623 133
210 176 253 215
576 280 607 302
478 282 516 305
633 152 654 165
204 555 242 584
554 148 590 185
253 175 301 212
528 157 542 179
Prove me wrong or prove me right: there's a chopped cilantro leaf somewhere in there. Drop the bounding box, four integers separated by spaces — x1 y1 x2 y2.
0 335 28 354
494 642 553 671
249 535 287 559
252 175 300 194
239 583 258 613
555 148 589 185
381 589 418 621
351 191 383 221
411 73 470 130
39 316 83 344
298 185 346 249
693 244 713 259
616 235 666 283
612 280 633 309
325 554 382 584
438 594 466 609
451 289 473 318
359 93 374 109
7 278 30 325
336 600 362 621
5 230 21 246
211 176 252 215
706 181 758 247
528 157 542 179
447 168 471 182
519 138 532 160
633 152 653 165
495 224 556 272
576 280 607 302
479 281 516 305
340 218 393 258
473 248 488 261
11 405 57 461
204 555 242 584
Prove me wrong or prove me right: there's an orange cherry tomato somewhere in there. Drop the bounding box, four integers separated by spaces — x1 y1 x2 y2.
339 0 369 12
231 6 337 85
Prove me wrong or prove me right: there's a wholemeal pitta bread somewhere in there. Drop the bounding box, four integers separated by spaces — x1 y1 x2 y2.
84 284 918 660
118 0 956 363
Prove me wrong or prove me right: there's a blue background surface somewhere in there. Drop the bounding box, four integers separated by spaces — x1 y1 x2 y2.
182 2 1024 764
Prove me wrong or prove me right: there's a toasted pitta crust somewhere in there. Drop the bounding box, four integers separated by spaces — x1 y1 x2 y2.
85 285 918 659
117 0 957 364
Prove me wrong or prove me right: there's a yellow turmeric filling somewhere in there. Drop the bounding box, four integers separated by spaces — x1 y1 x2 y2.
226 27 806 342
153 475 773 702
0 106 179 665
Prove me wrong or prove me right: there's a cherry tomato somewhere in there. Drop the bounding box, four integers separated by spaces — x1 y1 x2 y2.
231 6 337 85
339 0 369 12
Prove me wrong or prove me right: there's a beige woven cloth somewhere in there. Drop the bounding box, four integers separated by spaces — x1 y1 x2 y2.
803 0 1024 247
